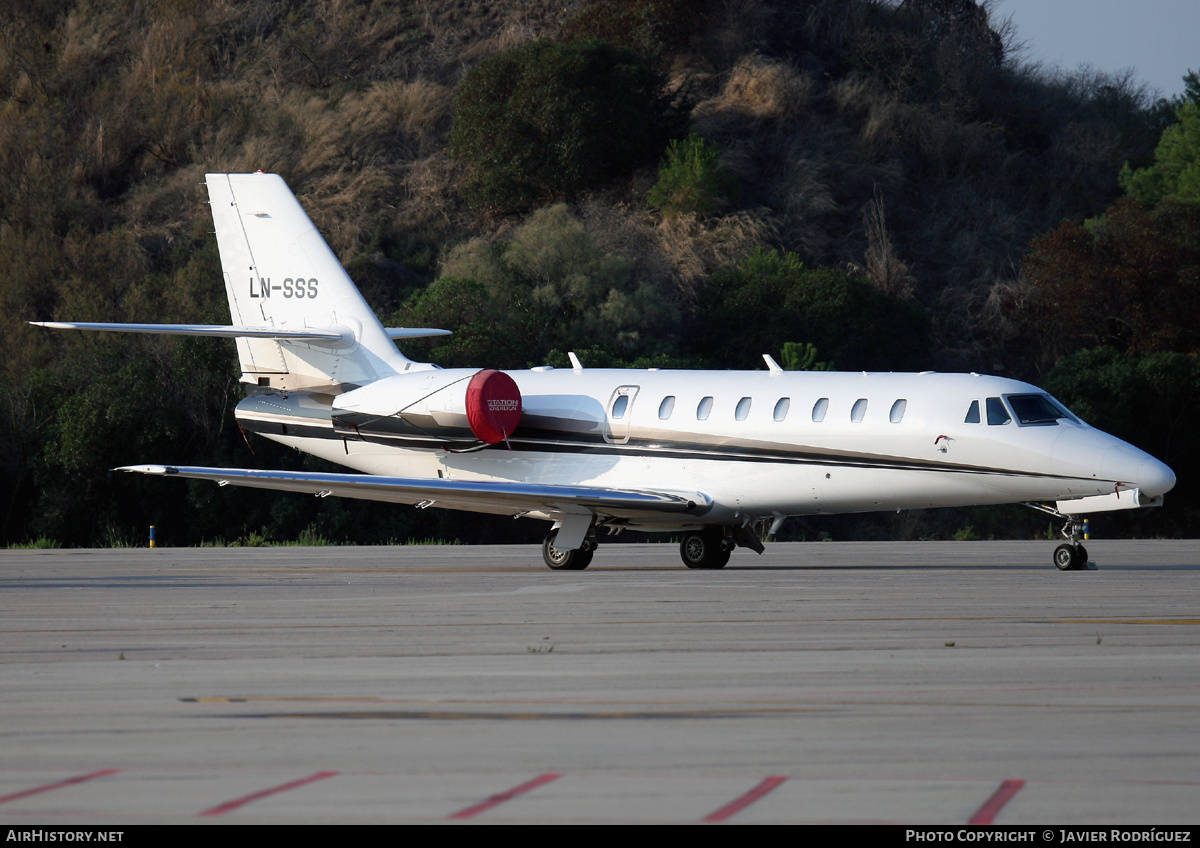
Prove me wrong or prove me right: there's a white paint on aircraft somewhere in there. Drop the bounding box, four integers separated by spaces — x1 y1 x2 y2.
32 172 1176 572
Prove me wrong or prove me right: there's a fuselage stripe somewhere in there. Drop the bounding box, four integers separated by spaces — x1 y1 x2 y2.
236 416 1113 485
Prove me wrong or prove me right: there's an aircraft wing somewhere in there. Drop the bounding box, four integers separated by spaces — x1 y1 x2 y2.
115 465 712 522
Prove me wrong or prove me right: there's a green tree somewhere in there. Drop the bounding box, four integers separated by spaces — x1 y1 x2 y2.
1120 101 1200 204
1013 198 1200 369
394 205 679 368
449 39 680 212
647 133 739 216
690 249 931 371
780 341 832 371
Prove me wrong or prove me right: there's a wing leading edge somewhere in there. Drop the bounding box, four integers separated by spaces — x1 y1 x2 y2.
115 465 712 523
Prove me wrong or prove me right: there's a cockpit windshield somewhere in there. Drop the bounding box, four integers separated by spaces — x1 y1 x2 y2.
1005 393 1079 425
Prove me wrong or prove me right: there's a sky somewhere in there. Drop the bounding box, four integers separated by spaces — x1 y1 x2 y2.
994 0 1199 100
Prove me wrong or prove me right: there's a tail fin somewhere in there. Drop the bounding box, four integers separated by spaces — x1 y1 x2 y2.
206 172 414 391
31 173 447 390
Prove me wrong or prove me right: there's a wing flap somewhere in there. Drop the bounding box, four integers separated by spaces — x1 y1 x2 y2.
116 465 712 519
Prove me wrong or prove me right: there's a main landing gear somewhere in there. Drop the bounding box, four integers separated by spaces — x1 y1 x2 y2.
679 527 734 569
542 524 760 570
542 530 595 570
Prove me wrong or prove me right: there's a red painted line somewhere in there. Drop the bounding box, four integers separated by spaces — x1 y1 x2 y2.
0 769 120 805
198 770 340 817
447 772 562 820
968 779 1026 825
704 776 789 823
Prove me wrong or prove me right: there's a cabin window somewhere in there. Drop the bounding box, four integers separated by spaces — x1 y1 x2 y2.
985 396 1011 425
812 397 828 422
965 400 981 424
851 398 868 423
735 397 752 421
773 398 790 422
612 395 629 420
697 396 713 421
658 396 675 420
890 399 906 423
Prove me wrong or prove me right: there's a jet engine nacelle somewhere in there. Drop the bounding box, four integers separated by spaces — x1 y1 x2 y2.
331 368 521 446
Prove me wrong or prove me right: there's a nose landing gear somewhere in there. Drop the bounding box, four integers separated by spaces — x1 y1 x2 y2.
1025 503 1092 570
1053 541 1088 571
1053 515 1091 571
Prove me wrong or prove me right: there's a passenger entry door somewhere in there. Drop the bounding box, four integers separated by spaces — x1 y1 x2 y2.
604 386 639 444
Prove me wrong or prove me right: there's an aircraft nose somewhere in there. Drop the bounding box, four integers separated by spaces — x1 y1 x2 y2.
1084 434 1177 499
1136 457 1176 497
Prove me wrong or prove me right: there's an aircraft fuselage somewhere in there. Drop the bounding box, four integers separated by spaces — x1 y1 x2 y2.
235 368 1174 532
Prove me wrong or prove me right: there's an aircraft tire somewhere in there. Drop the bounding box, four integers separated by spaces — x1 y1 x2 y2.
680 528 731 569
543 531 593 570
1053 543 1086 571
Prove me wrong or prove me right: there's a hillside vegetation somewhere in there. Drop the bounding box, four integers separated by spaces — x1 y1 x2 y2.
1 0 1196 546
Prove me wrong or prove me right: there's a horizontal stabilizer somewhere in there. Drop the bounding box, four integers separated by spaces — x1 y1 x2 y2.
31 322 451 343
30 322 346 341
385 328 452 339
115 465 711 519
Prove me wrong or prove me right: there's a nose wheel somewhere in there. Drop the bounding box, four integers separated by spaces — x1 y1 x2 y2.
1053 542 1088 571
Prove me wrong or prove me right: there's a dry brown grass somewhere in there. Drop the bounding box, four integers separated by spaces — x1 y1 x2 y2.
399 152 460 233
655 208 779 298
774 151 841 258
697 53 813 125
857 187 915 299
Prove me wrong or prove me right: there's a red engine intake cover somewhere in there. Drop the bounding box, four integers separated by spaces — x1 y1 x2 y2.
464 369 522 444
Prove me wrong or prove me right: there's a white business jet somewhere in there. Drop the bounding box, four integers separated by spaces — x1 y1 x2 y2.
33 173 1176 570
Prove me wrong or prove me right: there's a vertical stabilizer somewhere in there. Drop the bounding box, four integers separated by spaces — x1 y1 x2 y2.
206 172 411 391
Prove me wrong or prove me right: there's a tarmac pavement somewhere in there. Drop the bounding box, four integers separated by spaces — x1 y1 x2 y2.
1 540 1197 824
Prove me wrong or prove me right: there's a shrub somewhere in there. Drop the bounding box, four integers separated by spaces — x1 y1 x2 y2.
691 248 931 370
395 204 680 367
562 0 706 62
647 133 739 216
449 39 680 212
